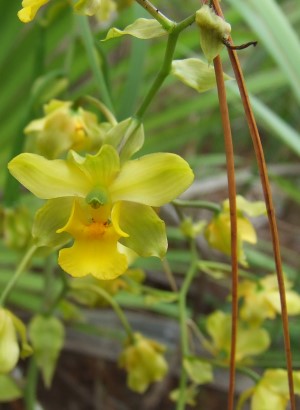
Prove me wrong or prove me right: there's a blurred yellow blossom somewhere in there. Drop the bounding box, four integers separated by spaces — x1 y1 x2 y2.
239 274 300 325
204 310 270 363
251 369 300 410
205 195 266 266
25 99 109 159
119 333 168 393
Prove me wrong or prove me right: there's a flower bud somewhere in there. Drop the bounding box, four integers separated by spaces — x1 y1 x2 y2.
0 309 20 373
196 5 231 63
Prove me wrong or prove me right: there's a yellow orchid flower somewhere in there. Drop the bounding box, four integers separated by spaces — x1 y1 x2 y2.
18 0 50 23
25 99 109 159
250 369 300 410
8 144 194 280
239 274 300 325
205 195 266 266
204 310 270 363
119 333 168 393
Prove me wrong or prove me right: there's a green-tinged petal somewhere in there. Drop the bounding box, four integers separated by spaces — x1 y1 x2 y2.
172 58 232 93
196 5 231 63
29 316 64 388
236 327 270 362
9 312 32 359
57 200 127 280
112 202 167 258
104 118 144 161
68 145 120 190
206 310 230 353
0 309 19 374
183 357 214 385
32 198 73 248
119 120 144 162
119 333 168 393
8 153 90 199
265 290 300 316
239 217 257 244
110 153 194 206
251 369 300 410
103 18 167 41
105 118 132 148
223 196 267 217
74 0 101 15
251 384 287 410
206 310 270 362
0 375 23 401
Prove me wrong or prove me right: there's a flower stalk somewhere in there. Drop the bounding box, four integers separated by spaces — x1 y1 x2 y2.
0 244 38 306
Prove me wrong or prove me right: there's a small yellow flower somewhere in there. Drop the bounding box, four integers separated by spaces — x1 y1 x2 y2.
18 0 50 23
119 333 168 393
239 274 300 325
205 310 270 363
205 195 266 266
25 100 107 159
250 369 300 410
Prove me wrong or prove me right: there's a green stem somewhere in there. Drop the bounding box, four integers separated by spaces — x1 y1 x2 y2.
198 260 259 281
134 0 175 31
70 283 134 340
24 357 38 410
172 199 221 213
175 13 196 32
177 241 198 410
0 244 38 306
77 15 115 113
135 31 179 119
133 13 195 120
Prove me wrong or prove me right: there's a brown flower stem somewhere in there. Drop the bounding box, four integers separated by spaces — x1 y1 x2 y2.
213 55 238 410
211 1 296 409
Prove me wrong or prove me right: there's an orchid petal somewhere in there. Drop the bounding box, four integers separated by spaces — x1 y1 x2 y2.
8 153 90 199
58 200 127 280
112 202 167 258
58 238 128 280
32 198 73 248
110 153 194 206
18 0 49 23
68 145 120 189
